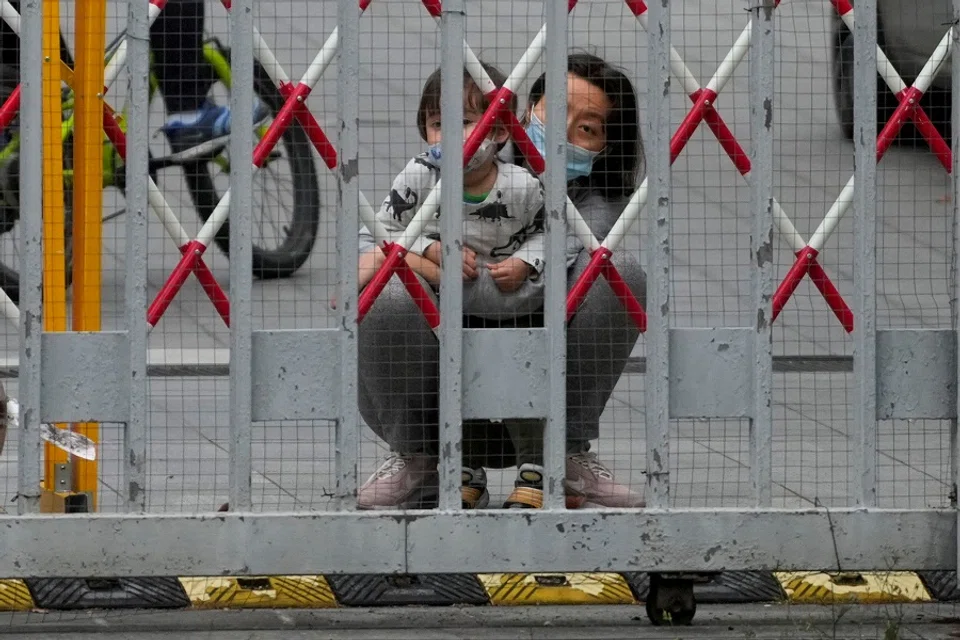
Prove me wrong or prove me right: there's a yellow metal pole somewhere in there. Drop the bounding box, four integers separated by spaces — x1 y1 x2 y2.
40 0 68 504
72 0 107 511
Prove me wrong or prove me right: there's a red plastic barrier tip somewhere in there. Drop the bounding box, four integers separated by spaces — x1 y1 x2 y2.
624 0 647 16
421 0 441 17
830 0 853 16
770 306 782 325
359 0 372 11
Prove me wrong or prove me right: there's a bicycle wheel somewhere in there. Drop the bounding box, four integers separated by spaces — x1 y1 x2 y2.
0 64 73 307
180 46 321 280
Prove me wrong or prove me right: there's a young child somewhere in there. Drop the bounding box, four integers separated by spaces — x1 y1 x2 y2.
359 62 546 315
356 62 551 509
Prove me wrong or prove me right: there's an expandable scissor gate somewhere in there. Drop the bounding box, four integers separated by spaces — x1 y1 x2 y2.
357 0 649 333
0 0 237 330
617 0 858 332
770 0 954 328
145 0 449 332
2 1 958 625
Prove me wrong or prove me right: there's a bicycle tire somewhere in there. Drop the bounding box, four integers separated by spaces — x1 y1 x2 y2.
181 51 321 280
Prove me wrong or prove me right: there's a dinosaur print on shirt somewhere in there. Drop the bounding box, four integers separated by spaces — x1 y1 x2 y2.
470 191 514 223
386 187 418 222
375 156 546 275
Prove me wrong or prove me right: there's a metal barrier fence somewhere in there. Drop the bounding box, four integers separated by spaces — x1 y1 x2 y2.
0 0 956 622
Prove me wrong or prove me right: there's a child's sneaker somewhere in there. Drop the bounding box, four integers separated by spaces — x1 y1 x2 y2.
357 452 438 510
565 451 645 508
461 466 490 509
503 463 544 509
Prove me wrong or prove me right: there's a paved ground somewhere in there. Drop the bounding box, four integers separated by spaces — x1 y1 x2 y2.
4 604 960 639
0 1 953 513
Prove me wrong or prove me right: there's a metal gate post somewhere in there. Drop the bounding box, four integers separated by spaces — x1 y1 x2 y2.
125 0 152 513
16 0 43 515
953 0 960 582
645 0 671 509
542 0 570 509
853 0 879 507
438 0 465 510
336 0 360 508
229 0 255 512
748 0 775 507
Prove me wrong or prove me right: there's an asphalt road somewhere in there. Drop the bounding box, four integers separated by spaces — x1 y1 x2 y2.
4 604 960 639
0 0 952 515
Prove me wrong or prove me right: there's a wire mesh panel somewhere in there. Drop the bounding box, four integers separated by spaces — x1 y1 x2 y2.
0 1 954 612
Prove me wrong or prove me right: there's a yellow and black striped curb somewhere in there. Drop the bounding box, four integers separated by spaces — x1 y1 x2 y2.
180 576 338 609
0 571 952 611
480 572 637 605
775 571 933 604
0 580 33 611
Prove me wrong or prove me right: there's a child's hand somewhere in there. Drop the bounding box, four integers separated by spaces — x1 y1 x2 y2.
333 247 386 309
488 257 531 292
462 246 478 281
358 246 386 290
423 241 478 281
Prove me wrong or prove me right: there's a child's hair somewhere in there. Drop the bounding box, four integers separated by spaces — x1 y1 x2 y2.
416 61 517 149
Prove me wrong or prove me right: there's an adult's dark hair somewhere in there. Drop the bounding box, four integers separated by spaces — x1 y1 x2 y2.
521 52 644 199
416 61 515 147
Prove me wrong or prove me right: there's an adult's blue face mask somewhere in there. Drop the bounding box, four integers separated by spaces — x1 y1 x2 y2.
524 112 602 181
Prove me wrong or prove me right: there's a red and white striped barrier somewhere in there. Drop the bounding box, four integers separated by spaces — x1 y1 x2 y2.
361 0 649 333
357 0 599 333
569 0 811 332
146 0 425 332
624 0 855 332
771 0 954 327
0 0 235 331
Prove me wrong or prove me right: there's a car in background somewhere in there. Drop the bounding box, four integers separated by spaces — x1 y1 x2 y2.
830 0 953 143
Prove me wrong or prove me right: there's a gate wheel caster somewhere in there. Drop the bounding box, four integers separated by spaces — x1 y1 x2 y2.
644 573 699 626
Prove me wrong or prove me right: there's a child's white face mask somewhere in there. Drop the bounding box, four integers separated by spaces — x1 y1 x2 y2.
427 137 498 173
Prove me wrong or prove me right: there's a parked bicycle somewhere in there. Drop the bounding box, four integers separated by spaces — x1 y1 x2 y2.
0 31 321 305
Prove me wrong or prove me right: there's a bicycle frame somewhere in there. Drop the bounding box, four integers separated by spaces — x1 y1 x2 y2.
0 1 310 316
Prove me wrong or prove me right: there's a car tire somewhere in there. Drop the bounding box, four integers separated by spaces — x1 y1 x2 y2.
831 12 951 147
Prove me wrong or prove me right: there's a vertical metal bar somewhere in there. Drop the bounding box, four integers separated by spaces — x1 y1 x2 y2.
438 0 465 511
541 0 568 510
72 0 107 509
645 0 671 509
748 0 775 507
336 0 360 509
951 0 960 575
17 0 44 515
853 0 878 508
124 0 151 512
228 0 255 512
